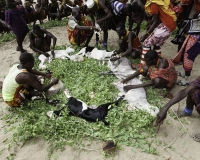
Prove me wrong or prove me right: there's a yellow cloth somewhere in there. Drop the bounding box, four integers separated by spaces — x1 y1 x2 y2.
93 0 99 10
145 0 177 21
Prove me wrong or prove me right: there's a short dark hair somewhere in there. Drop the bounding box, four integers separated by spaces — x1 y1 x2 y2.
33 24 41 32
131 2 139 12
145 50 158 61
124 4 132 13
116 22 125 30
20 53 34 65
72 7 79 16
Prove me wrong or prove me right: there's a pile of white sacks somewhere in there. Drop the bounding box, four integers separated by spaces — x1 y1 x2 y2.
38 47 159 116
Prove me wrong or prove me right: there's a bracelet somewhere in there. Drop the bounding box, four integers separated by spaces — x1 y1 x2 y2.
146 31 150 35
119 54 122 58
139 68 144 73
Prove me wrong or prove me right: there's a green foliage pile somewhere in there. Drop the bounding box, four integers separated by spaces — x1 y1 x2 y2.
2 45 164 158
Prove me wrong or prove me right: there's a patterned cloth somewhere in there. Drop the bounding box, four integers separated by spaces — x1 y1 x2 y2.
143 23 171 47
120 31 142 52
35 37 50 52
145 0 177 21
111 1 124 16
132 36 142 52
5 8 29 37
148 58 177 88
189 76 200 114
95 0 114 30
66 16 93 45
5 86 29 108
173 34 200 72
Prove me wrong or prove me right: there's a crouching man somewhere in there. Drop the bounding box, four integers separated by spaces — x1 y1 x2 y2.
66 7 99 47
2 53 59 108
110 23 142 61
156 76 200 142
29 25 57 58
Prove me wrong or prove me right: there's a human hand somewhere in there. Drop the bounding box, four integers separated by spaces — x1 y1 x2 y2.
43 52 50 57
123 85 133 92
110 56 120 61
45 74 52 79
155 108 167 125
96 20 102 25
92 26 99 32
51 78 59 85
121 78 129 84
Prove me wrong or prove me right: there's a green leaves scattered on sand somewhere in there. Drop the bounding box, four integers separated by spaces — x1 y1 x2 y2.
3 45 167 158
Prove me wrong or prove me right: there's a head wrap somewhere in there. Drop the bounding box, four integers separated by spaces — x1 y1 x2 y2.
85 0 95 9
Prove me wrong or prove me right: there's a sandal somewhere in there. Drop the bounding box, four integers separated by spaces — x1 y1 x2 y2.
193 133 200 142
176 80 189 86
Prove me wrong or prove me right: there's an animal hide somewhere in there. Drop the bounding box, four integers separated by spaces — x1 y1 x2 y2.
38 46 84 70
47 80 64 97
76 47 114 61
108 57 159 117
46 89 124 125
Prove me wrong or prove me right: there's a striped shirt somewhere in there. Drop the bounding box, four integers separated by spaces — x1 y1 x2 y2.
111 1 124 16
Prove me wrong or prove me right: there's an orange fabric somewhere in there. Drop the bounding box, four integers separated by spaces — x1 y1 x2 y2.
5 86 29 108
149 3 176 31
132 36 142 52
66 16 92 45
148 58 177 88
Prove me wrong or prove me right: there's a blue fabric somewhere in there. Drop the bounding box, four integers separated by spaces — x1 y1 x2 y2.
111 1 124 16
184 107 193 115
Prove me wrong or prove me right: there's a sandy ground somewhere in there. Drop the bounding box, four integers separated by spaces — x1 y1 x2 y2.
0 26 200 160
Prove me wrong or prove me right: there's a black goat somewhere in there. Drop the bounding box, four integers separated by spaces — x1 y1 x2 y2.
47 89 124 125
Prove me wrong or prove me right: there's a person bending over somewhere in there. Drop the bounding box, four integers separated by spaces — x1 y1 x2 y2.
86 0 113 50
2 53 59 108
110 23 142 61
137 0 176 67
48 0 60 20
29 24 57 57
67 7 99 47
122 50 177 92
156 76 200 142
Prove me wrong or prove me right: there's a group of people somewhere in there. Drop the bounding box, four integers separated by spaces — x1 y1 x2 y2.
1 0 200 141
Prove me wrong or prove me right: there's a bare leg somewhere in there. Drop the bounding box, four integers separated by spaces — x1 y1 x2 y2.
84 31 94 47
103 30 108 50
75 30 81 46
177 95 194 117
